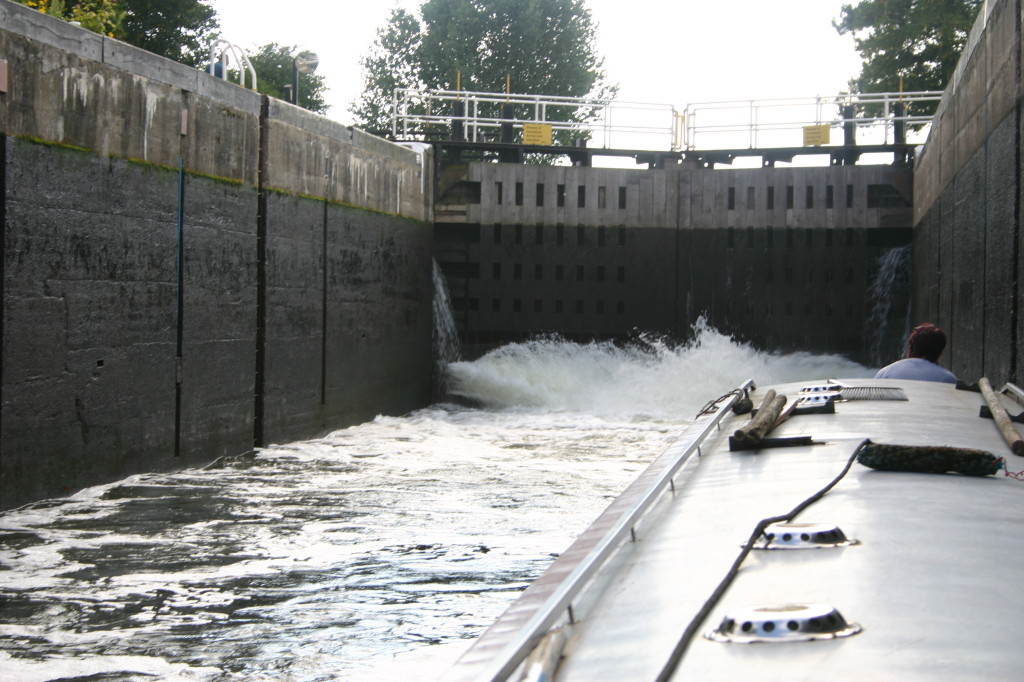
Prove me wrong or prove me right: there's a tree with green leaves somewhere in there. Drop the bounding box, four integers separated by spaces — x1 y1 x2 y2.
248 43 329 115
834 0 983 108
12 0 123 36
352 0 615 140
119 0 219 67
352 8 424 137
17 0 221 66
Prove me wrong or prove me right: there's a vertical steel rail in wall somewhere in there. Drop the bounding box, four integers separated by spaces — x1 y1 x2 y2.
0 134 6 402
320 201 328 416
174 158 185 457
1013 100 1022 382
254 96 270 447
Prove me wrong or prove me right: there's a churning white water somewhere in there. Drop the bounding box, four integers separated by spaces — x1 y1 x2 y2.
0 325 872 681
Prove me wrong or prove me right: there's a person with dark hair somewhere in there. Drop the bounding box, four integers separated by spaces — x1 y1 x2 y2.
875 323 957 384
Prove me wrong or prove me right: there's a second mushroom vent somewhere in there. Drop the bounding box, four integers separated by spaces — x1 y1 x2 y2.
753 522 857 550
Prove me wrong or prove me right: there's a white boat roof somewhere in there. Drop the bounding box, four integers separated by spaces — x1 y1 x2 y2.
445 378 1024 681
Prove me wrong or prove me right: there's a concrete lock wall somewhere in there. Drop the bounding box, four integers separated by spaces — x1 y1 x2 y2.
0 1 433 510
435 162 914 362
913 0 1023 385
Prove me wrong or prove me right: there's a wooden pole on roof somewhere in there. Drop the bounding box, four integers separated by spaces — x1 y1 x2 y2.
979 378 1024 456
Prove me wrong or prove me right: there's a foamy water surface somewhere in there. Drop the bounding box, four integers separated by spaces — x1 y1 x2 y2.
0 326 872 681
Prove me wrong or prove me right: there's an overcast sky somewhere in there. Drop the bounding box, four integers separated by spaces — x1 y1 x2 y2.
208 0 864 123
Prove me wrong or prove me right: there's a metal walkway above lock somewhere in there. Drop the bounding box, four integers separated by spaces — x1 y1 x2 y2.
392 87 944 167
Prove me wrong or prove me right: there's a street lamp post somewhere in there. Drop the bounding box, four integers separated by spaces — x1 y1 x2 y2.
292 50 319 106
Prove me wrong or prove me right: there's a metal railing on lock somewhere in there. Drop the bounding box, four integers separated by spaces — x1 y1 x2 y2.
205 39 258 90
468 379 756 682
682 91 944 150
394 88 944 155
391 88 680 150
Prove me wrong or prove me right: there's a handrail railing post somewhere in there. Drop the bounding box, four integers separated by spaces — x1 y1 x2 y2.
883 93 891 144
748 100 755 149
470 97 477 142
392 88 400 139
604 105 611 148
687 107 696 150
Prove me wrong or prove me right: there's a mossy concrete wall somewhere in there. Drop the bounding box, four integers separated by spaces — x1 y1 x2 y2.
0 0 433 509
913 0 1022 385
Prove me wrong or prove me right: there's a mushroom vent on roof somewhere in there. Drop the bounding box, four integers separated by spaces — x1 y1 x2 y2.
753 522 858 550
706 603 862 643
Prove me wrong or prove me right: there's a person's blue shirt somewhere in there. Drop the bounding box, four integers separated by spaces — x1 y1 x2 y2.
874 357 957 384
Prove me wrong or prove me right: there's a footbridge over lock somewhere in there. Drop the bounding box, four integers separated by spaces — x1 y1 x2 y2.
410 89 934 361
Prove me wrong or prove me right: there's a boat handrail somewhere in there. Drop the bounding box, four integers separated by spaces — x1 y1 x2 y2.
1000 382 1024 406
463 379 756 682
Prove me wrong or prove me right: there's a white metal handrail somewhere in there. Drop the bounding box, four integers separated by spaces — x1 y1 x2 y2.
683 91 944 150
392 88 678 150
206 39 258 91
394 88 944 154
457 380 755 682
1000 382 1024 407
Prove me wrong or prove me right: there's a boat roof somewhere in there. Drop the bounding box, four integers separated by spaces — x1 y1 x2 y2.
444 378 1024 681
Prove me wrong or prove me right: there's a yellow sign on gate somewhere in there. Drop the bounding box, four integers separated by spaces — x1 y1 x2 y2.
523 123 553 146
803 124 831 146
